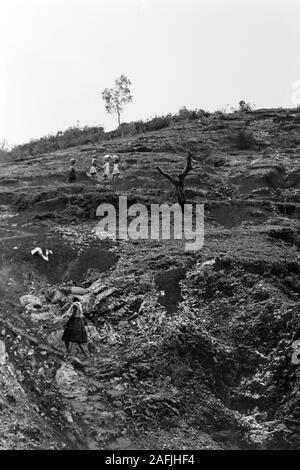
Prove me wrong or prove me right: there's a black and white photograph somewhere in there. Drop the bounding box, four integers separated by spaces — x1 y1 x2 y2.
0 0 299 455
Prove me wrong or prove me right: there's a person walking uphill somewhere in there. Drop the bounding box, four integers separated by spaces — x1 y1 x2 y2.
62 300 88 356
112 156 121 181
102 155 110 179
66 158 77 183
89 159 98 178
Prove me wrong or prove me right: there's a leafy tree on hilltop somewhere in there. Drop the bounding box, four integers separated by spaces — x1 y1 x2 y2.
102 75 132 127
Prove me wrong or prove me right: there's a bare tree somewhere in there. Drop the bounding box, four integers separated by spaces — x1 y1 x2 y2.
102 75 132 127
0 139 9 160
156 151 193 210
0 139 8 152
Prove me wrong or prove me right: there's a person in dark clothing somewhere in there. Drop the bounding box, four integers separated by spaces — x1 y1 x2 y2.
62 300 88 356
66 158 77 183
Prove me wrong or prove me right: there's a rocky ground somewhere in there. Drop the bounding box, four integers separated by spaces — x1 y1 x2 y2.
0 107 299 449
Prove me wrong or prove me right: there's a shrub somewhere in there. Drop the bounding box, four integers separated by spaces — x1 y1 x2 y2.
239 100 253 112
144 115 172 131
230 129 256 150
11 125 105 157
175 107 210 122
178 107 198 120
9 106 211 158
212 109 227 120
208 156 226 167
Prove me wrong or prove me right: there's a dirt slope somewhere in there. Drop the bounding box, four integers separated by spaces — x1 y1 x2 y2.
0 108 299 450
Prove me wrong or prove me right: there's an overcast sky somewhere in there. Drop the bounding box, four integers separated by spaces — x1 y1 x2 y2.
0 0 299 146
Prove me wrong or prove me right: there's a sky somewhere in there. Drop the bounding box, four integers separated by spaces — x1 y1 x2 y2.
0 0 299 146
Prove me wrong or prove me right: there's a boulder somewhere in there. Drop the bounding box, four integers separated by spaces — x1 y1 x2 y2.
24 304 41 315
47 329 64 350
88 280 107 295
86 325 101 343
60 286 89 296
62 410 74 423
69 399 88 414
94 288 116 306
70 286 89 295
97 411 114 421
106 384 126 399
51 290 67 305
0 340 6 365
55 362 88 401
30 311 55 322
19 294 42 308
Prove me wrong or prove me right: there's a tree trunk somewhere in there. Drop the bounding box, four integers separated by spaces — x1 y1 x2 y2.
156 152 193 211
174 182 186 210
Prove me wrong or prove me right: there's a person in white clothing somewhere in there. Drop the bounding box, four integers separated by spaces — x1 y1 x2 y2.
103 156 110 179
89 163 97 176
112 160 120 180
86 156 98 180
90 165 97 175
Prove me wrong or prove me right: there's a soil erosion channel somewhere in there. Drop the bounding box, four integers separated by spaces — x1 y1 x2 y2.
0 205 117 313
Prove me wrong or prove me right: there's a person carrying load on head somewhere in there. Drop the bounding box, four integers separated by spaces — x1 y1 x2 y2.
102 155 111 179
61 299 88 357
112 155 121 181
89 156 98 178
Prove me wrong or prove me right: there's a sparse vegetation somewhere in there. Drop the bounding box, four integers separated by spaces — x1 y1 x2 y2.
239 100 254 112
9 108 209 158
10 126 105 158
229 128 256 150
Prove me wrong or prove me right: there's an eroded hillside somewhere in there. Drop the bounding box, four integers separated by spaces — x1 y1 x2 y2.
0 108 299 449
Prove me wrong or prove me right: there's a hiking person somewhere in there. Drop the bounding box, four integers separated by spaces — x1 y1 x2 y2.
89 158 98 177
91 156 98 171
112 156 120 181
66 158 76 183
61 299 88 357
86 156 98 180
103 155 110 179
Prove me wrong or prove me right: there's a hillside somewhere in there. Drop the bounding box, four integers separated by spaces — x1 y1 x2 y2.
0 107 299 450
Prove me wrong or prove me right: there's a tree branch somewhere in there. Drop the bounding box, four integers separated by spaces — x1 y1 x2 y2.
180 151 193 178
156 166 177 184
